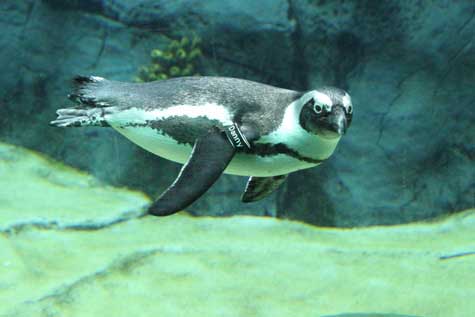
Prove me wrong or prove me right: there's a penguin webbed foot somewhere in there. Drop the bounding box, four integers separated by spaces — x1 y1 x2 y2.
241 175 288 203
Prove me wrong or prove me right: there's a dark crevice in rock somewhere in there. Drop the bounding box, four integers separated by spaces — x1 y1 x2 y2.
90 30 108 68
456 5 475 35
21 0 36 35
0 210 148 236
395 139 474 215
23 247 179 305
433 38 473 96
353 1 405 52
287 0 308 90
376 92 402 148
32 74 51 112
376 65 429 148
43 0 172 35
440 251 475 260
42 0 104 15
433 6 475 96
399 181 424 211
201 46 293 88
454 142 475 161
332 32 364 90
122 20 172 34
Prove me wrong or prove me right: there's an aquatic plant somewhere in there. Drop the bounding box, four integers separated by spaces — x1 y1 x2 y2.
136 36 202 82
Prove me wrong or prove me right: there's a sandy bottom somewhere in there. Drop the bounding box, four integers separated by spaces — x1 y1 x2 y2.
0 142 473 317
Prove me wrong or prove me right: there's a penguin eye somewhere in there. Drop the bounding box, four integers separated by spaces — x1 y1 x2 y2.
347 105 353 114
313 104 323 114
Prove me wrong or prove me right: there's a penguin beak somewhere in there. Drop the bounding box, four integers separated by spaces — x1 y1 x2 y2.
329 106 347 136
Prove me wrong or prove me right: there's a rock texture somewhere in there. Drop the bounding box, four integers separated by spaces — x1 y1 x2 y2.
0 1 474 225
0 142 474 316
0 142 150 232
280 1 475 226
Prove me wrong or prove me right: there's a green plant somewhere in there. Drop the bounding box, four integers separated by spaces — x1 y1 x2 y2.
136 36 202 82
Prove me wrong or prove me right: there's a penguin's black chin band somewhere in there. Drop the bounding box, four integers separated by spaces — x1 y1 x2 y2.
317 129 342 139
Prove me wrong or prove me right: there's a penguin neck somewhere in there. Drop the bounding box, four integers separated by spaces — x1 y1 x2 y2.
257 96 341 160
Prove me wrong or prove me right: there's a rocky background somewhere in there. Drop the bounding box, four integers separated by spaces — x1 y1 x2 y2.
1 0 474 226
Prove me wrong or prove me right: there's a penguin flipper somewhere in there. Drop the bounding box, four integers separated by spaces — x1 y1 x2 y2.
148 129 236 216
241 175 288 203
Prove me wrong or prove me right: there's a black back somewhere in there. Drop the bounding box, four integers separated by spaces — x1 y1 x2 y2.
87 77 302 135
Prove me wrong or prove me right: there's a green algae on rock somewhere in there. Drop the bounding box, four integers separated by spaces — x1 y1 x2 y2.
136 36 202 82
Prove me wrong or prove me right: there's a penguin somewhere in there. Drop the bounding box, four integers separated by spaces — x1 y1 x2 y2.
50 76 353 216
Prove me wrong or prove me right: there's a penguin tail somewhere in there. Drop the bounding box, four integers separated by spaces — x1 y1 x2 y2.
49 107 111 127
67 75 112 107
50 76 115 128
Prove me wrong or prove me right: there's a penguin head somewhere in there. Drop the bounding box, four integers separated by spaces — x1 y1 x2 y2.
298 87 353 139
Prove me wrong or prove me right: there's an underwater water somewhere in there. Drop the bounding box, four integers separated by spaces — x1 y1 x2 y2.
0 1 474 316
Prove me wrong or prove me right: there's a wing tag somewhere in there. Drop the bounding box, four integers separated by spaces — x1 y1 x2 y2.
224 123 251 149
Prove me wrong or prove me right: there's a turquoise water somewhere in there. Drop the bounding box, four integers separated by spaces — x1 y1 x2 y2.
0 1 474 316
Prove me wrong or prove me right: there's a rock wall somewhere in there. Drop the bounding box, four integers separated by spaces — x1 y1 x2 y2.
280 1 475 226
1 0 474 226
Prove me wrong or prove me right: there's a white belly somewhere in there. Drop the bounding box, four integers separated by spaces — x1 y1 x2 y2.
110 125 317 177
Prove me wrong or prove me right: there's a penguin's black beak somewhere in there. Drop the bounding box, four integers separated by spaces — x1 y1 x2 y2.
329 106 347 136
304 104 349 139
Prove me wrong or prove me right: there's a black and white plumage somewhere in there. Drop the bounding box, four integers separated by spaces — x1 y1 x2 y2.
51 76 353 216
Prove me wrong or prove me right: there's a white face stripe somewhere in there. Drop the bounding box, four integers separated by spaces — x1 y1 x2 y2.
274 90 331 135
257 91 341 161
342 93 352 108
90 76 105 82
313 91 333 107
105 103 233 125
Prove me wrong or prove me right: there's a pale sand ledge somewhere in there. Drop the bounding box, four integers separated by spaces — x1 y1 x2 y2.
0 142 150 231
1 210 474 317
0 142 473 316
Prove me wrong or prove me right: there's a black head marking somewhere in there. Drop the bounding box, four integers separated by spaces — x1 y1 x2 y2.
299 88 353 138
